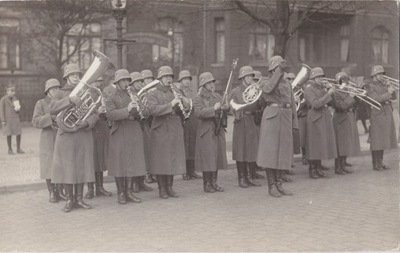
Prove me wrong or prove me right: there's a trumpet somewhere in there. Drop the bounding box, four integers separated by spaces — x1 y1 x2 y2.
127 87 145 120
381 75 399 90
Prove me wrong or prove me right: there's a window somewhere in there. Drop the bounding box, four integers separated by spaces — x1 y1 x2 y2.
372 27 389 64
0 18 20 70
249 25 275 62
63 23 102 70
298 25 326 63
215 17 225 63
340 25 350 62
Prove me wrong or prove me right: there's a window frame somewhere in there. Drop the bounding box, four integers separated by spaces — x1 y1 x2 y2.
0 17 21 71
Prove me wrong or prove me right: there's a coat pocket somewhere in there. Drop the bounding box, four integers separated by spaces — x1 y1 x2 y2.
264 107 279 120
199 126 210 138
110 124 119 135
310 111 322 123
151 118 162 130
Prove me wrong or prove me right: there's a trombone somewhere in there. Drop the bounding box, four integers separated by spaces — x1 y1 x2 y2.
382 75 399 90
322 78 381 110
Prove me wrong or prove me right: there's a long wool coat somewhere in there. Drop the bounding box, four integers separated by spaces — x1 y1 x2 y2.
147 84 187 175
49 84 98 184
0 95 22 136
297 98 308 148
256 72 298 170
92 114 110 172
368 81 398 151
193 90 227 172
304 81 337 160
106 88 147 177
32 97 57 179
181 86 199 160
332 92 360 157
228 84 259 162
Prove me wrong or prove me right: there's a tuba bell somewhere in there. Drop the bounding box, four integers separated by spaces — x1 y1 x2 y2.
292 64 311 89
57 50 115 132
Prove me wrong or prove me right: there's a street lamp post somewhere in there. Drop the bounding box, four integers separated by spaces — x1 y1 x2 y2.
111 0 127 69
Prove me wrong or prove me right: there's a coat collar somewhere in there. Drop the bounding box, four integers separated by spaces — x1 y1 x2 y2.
157 84 170 92
62 83 75 91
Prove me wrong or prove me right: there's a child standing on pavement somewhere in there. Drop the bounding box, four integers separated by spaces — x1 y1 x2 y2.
0 84 24 155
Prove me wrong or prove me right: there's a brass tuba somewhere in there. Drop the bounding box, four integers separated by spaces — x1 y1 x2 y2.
57 51 115 132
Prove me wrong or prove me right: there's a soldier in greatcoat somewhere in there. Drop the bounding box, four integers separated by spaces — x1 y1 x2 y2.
228 66 261 188
193 72 228 193
296 80 309 165
32 79 61 203
256 56 298 197
49 63 99 213
331 72 361 175
178 70 202 180
303 67 337 179
368 65 397 171
147 66 190 199
106 69 147 204
85 77 112 199
0 84 24 155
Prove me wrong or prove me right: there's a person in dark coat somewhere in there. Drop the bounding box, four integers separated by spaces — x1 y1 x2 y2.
147 66 190 199
368 65 398 171
228 66 261 188
106 69 147 204
295 76 309 166
331 72 360 175
32 78 61 203
49 63 99 213
256 56 298 197
285 72 297 177
0 84 24 155
193 72 228 193
178 70 202 180
304 67 337 179
85 77 112 199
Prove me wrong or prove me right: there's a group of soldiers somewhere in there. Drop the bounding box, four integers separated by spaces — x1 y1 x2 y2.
31 54 397 213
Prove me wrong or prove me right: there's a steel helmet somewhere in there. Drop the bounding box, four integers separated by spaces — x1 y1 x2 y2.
199 72 215 87
63 63 82 79
141 69 154 79
371 65 385 77
335 72 349 82
44 78 61 93
253 71 262 80
268 55 285 71
157 66 174 79
130 72 143 83
113 69 132 84
309 67 325 79
178 70 192 82
238 66 255 79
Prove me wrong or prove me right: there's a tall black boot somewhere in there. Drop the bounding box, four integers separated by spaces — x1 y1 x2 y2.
344 157 353 167
188 160 202 179
63 184 74 212
16 135 24 154
280 170 293 182
182 162 191 180
341 156 353 174
210 170 224 192
203 172 215 193
125 177 142 203
85 182 94 199
156 175 168 199
115 177 126 204
166 175 178 198
95 172 112 196
145 173 157 184
378 150 391 170
245 162 261 187
132 176 141 193
372 151 382 171
275 170 293 196
7 135 13 155
309 160 319 179
236 161 248 188
139 176 153 192
301 147 308 165
46 179 58 203
249 162 264 179
315 160 329 178
56 184 67 201
334 158 345 175
265 168 281 198
75 183 92 209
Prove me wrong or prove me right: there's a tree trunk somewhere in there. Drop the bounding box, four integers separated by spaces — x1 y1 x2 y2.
274 0 290 57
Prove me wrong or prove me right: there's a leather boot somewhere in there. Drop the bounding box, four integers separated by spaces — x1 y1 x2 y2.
301 148 308 165
187 160 202 179
334 158 345 175
237 162 248 188
145 173 156 184
63 184 74 212
46 179 58 203
210 170 224 192
132 177 140 193
378 150 391 170
156 175 168 199
250 163 264 179
85 182 94 199
275 170 293 196
341 156 353 174
125 177 142 203
182 173 191 180
245 163 261 187
315 160 329 178
166 175 178 198
265 168 281 198
203 172 215 193
139 176 153 191
372 151 382 171
280 170 293 182
320 164 330 171
344 157 353 167
286 169 295 175
309 160 319 179
95 172 112 196
56 184 67 201
115 177 126 204
75 183 92 209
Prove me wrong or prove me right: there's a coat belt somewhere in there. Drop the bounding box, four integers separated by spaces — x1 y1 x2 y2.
268 103 291 109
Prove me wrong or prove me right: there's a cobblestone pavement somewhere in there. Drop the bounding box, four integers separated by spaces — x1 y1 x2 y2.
0 150 399 251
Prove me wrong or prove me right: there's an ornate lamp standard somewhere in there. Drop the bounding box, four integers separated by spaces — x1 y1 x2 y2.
111 0 127 68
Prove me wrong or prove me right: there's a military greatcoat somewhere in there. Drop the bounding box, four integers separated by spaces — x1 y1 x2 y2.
49 84 98 184
304 81 337 160
0 95 22 136
368 81 398 151
32 97 57 179
92 114 110 172
332 91 360 157
297 95 308 148
106 88 147 177
147 84 187 175
193 90 227 172
256 72 298 170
